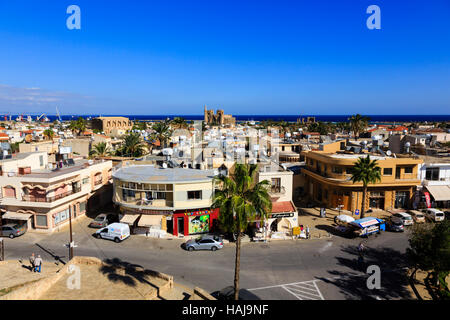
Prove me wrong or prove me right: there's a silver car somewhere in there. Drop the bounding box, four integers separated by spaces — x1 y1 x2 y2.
1 223 27 239
184 236 224 251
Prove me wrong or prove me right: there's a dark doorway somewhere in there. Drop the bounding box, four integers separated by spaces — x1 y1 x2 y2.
177 217 184 235
396 167 401 179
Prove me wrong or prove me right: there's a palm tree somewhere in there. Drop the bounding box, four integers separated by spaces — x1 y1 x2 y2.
151 120 172 149
89 142 111 157
213 164 272 300
68 117 87 136
349 114 369 139
118 132 146 157
171 117 188 129
43 129 54 140
351 155 382 218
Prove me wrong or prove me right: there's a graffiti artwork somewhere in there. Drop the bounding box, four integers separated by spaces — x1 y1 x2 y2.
189 215 210 234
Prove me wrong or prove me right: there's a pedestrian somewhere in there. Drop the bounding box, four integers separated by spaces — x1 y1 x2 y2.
358 242 365 255
29 253 35 272
34 255 43 273
306 226 310 239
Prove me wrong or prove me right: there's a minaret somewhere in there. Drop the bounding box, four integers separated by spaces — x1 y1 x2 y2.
204 105 208 122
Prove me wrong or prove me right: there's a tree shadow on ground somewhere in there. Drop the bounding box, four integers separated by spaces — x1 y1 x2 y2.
99 257 166 299
315 224 354 238
316 245 413 300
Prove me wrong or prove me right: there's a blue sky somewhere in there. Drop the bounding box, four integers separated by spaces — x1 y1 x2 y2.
0 0 449 115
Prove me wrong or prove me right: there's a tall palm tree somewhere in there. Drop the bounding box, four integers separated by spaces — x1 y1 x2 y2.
89 142 111 157
351 155 382 218
151 120 172 149
213 164 272 300
349 114 369 139
43 129 54 140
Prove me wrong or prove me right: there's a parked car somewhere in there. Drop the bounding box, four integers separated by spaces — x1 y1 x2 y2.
94 223 130 243
424 208 445 222
89 213 119 228
1 223 27 239
408 210 426 223
211 286 261 300
392 212 414 226
184 235 224 251
386 217 404 232
444 210 450 220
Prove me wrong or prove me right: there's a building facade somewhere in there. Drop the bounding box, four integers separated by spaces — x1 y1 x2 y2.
302 150 423 212
204 106 236 126
112 165 219 237
90 116 133 136
0 152 113 232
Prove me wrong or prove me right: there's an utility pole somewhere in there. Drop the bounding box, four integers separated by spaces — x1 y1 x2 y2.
69 207 74 260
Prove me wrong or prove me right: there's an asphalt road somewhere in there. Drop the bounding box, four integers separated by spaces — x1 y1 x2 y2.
1 216 414 300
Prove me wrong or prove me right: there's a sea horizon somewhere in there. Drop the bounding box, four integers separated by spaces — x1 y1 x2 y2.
6 114 450 123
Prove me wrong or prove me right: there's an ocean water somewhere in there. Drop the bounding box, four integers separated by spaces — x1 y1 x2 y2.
6 114 450 123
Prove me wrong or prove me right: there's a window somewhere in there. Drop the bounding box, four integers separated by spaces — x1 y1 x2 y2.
82 177 89 184
332 166 343 174
425 168 439 181
345 167 353 175
54 208 70 225
79 201 87 213
383 168 393 175
404 167 413 174
3 186 16 198
271 178 281 192
39 155 44 166
188 190 202 200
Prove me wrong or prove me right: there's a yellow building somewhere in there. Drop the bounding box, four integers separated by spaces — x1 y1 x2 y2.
302 147 423 212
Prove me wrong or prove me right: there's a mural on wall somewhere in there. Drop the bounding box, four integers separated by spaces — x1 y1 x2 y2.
189 215 210 234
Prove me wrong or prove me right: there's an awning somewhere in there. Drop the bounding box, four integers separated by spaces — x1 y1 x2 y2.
2 212 32 221
137 215 162 227
426 185 450 201
120 214 139 225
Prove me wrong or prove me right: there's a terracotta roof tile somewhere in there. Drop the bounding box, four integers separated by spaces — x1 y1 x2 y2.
271 201 295 213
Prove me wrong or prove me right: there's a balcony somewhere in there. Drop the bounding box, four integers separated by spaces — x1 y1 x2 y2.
23 188 82 203
94 179 103 186
269 186 286 195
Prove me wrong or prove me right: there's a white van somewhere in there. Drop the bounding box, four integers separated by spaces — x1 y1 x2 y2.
425 209 445 222
95 223 130 243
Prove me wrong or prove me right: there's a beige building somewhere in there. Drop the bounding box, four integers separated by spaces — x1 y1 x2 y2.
204 106 235 126
90 116 132 136
0 152 113 233
302 145 423 213
112 165 219 237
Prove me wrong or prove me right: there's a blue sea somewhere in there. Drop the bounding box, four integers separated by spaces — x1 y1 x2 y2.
7 114 450 123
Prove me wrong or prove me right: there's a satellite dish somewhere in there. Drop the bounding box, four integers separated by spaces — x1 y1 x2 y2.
386 150 392 156
405 142 411 147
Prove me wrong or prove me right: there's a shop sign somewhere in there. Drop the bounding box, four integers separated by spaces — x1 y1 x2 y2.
270 212 294 218
184 209 211 217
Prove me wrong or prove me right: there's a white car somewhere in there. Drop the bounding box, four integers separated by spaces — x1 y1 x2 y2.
424 209 445 222
95 223 130 243
392 212 414 226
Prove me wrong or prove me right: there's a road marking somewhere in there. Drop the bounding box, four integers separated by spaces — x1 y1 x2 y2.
248 279 325 300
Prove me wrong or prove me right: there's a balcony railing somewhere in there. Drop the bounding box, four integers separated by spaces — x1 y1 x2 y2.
269 186 286 195
23 188 81 203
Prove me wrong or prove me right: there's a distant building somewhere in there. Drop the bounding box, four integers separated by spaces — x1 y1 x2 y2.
90 116 132 136
204 106 235 126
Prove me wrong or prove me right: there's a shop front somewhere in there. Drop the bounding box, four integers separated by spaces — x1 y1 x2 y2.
251 201 298 241
172 208 219 237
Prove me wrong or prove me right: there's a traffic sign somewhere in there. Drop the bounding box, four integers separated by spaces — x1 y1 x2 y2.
355 209 360 215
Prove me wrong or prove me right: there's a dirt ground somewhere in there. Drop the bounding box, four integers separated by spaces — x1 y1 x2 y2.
0 260 62 294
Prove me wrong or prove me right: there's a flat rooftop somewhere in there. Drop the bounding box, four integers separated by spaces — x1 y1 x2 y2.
21 159 106 178
113 165 217 183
